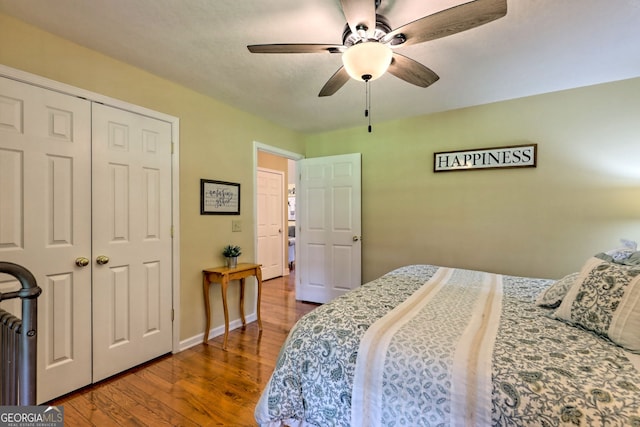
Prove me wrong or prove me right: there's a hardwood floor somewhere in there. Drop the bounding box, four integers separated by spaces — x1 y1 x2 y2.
49 273 318 426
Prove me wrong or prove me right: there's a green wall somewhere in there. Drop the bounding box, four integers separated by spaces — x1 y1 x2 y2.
305 79 640 281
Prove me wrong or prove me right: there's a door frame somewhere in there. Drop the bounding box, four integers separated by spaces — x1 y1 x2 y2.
0 64 182 353
253 142 303 281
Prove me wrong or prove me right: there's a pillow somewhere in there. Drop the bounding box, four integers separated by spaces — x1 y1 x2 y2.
601 238 637 262
553 257 640 353
535 272 579 308
618 238 638 250
596 250 640 266
622 251 640 266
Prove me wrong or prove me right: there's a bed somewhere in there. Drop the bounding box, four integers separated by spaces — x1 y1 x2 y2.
255 249 640 426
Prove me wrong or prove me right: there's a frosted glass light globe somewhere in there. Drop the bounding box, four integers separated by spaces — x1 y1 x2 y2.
342 42 392 82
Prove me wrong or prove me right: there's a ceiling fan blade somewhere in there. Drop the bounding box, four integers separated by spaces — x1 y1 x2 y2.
339 0 376 36
247 44 345 54
388 53 439 88
318 67 350 97
382 0 507 47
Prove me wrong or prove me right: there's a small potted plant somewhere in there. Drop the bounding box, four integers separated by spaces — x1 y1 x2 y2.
222 245 242 268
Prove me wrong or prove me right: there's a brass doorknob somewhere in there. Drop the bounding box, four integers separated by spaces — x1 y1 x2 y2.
96 255 110 265
353 236 360 242
75 257 90 267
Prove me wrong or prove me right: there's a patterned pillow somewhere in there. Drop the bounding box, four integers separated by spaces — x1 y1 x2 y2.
603 239 637 262
535 272 579 308
621 251 640 266
553 257 640 353
595 250 640 266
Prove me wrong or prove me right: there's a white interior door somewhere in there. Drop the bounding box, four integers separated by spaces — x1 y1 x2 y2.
91 103 173 382
296 153 362 303
257 168 284 280
0 76 93 403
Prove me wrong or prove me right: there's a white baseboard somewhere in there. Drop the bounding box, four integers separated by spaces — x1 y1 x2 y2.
178 313 258 352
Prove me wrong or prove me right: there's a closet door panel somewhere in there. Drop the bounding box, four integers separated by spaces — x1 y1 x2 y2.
0 76 92 403
92 103 172 381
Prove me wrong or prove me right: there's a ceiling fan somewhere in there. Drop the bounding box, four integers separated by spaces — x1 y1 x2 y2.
247 0 508 97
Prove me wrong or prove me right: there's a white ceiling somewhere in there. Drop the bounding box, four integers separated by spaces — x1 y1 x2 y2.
1 0 639 133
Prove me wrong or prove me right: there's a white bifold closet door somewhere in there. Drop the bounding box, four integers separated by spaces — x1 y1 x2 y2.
0 76 93 403
91 103 173 382
0 76 173 403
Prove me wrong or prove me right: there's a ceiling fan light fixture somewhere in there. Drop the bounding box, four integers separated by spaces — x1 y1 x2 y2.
342 41 392 82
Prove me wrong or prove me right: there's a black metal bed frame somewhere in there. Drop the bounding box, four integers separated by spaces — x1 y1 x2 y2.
0 262 41 406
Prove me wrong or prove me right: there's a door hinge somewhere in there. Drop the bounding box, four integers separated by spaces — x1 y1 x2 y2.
171 142 175 154
170 225 174 237
171 309 175 322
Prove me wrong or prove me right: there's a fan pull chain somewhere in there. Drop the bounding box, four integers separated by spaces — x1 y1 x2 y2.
365 80 372 133
364 80 369 119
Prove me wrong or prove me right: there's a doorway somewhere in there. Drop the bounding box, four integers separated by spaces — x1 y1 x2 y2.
254 142 302 288
254 144 363 305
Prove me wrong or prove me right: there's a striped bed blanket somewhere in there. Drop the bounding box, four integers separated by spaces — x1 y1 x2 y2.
255 265 640 426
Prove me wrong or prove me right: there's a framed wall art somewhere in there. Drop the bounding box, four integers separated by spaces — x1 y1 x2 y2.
200 179 240 215
433 144 537 172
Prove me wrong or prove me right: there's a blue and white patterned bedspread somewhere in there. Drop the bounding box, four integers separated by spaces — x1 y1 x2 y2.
255 265 640 426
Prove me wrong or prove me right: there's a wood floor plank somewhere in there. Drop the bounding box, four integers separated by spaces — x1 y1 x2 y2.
48 273 318 426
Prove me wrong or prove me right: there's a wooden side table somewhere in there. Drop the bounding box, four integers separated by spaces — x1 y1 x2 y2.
202 263 263 350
